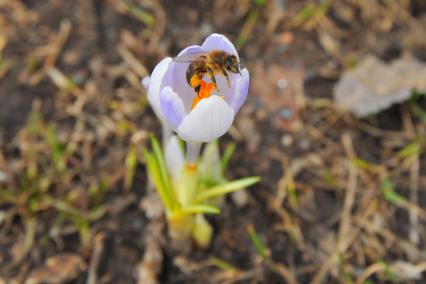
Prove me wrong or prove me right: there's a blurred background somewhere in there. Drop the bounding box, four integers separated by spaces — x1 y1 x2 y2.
0 0 426 283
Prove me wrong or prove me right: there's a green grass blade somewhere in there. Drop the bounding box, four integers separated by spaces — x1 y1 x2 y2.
398 142 421 158
247 224 268 260
0 188 15 203
181 205 220 214
46 124 67 170
124 1 155 26
410 91 426 122
380 179 404 204
195 176 260 202
209 256 237 272
124 144 138 190
221 142 236 172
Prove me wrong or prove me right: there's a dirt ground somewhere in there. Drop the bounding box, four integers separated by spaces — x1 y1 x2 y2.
0 0 426 283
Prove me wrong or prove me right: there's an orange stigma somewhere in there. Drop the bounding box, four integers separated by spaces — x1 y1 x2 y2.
191 80 216 109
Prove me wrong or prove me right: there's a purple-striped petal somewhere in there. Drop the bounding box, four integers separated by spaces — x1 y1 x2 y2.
147 57 172 121
160 87 187 131
230 68 249 113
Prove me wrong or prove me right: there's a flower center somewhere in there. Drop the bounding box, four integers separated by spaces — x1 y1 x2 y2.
191 80 216 109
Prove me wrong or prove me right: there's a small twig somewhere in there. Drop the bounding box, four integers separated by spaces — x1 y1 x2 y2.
31 19 72 85
355 262 386 284
11 217 37 267
47 67 83 97
86 232 105 284
143 0 166 55
402 108 420 245
337 133 357 251
117 44 148 77
355 217 424 260
310 133 358 284
270 262 300 284
409 157 420 245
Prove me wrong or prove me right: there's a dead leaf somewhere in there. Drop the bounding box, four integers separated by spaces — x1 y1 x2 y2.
388 261 426 281
334 55 426 117
25 254 86 284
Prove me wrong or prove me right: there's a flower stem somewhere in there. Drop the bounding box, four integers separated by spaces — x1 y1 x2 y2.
186 141 202 164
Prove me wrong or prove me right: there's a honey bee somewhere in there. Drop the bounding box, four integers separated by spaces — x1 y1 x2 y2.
173 50 242 95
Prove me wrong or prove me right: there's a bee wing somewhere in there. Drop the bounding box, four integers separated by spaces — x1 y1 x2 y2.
173 51 209 62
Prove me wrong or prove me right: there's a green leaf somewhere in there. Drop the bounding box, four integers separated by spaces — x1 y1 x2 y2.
150 135 173 200
143 149 174 210
146 135 176 209
181 205 220 214
195 176 260 202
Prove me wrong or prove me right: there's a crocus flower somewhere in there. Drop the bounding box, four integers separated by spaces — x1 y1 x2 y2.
148 33 249 143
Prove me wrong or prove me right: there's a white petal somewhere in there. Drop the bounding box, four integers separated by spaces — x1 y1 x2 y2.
165 135 185 180
147 57 172 120
177 96 235 143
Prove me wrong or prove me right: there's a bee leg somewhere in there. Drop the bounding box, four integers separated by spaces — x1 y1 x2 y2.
207 67 219 91
191 84 203 109
222 69 230 87
194 85 201 96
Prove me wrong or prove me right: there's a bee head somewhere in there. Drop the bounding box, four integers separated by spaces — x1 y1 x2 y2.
225 55 240 74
